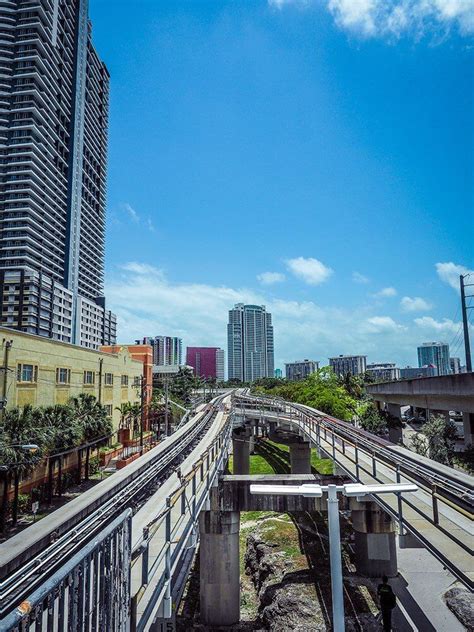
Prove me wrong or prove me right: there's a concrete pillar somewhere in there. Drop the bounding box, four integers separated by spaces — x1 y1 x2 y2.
386 402 401 420
463 412 474 447
232 427 251 474
199 511 240 626
351 500 397 578
289 442 311 474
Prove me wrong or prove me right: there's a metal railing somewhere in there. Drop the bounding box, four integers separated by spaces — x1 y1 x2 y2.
130 410 234 631
2 509 132 631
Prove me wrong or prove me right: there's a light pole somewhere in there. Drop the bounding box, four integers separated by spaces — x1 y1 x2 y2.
250 482 418 632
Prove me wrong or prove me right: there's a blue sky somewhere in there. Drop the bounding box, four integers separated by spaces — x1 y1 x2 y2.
89 0 473 370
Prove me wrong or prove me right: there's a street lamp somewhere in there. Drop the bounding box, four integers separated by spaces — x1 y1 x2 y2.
250 481 418 632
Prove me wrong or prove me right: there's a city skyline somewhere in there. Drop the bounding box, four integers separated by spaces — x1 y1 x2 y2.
88 1 472 371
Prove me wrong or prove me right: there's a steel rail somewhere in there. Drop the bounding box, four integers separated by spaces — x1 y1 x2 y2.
236 394 473 504
0 394 227 619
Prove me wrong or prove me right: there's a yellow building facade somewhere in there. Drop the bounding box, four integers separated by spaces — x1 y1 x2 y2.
0 328 143 429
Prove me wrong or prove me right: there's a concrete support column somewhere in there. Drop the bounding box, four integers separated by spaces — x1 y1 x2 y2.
351 500 397 578
289 442 311 474
386 402 401 420
199 511 240 626
386 403 403 444
463 412 474 447
232 427 252 474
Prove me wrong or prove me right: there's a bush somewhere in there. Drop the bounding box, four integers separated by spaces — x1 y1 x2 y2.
88 455 100 476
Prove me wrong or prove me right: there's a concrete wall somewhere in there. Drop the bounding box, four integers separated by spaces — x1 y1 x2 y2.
0 328 143 428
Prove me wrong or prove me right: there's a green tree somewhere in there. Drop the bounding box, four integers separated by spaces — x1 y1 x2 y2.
358 402 387 436
410 415 458 465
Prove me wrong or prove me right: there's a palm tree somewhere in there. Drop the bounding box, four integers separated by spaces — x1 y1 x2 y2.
0 406 44 528
115 401 133 431
69 393 112 481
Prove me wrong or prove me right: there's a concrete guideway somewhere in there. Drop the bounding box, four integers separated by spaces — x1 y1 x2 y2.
366 373 474 445
236 394 474 590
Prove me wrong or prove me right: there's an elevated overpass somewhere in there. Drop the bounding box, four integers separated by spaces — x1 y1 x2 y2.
366 373 474 445
0 390 472 631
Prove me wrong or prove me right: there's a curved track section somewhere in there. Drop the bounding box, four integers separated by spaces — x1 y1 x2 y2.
0 393 232 621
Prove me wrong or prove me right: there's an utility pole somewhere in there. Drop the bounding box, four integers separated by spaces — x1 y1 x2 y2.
164 378 170 436
140 375 145 454
460 274 472 372
1 339 12 422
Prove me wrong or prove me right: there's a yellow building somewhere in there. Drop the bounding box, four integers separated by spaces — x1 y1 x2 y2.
0 328 143 429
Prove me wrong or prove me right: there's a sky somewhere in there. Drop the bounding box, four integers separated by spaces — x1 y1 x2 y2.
88 0 474 371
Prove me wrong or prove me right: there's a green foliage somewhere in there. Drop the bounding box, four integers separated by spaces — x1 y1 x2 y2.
169 367 195 405
410 415 458 466
358 402 387 437
253 367 358 421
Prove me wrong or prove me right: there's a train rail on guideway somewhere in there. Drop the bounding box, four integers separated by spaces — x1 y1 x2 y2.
235 393 474 590
0 390 472 631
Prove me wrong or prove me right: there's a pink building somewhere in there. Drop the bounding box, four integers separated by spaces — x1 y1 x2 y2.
186 347 225 380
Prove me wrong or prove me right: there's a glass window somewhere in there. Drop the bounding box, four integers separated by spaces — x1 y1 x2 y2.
104 372 113 386
121 375 128 386
83 370 95 385
17 363 37 382
56 367 70 384
105 404 113 417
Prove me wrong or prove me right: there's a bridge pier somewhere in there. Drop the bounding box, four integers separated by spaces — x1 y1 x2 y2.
289 442 312 474
199 510 240 626
351 500 397 578
232 427 252 474
463 412 474 447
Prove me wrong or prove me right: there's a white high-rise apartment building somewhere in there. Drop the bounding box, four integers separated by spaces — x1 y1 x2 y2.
227 304 274 382
0 0 116 347
329 355 367 377
142 336 183 366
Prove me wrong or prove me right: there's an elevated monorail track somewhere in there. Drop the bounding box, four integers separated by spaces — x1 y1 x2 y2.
0 394 229 620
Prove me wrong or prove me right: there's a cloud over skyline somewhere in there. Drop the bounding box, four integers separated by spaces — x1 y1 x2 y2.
257 271 286 285
285 257 333 285
400 296 433 312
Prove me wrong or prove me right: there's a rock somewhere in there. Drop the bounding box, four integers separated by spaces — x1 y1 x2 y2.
245 534 291 594
259 581 326 631
445 586 474 631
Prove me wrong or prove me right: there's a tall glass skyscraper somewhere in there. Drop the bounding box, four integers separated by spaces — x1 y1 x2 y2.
0 0 116 347
417 342 450 376
227 304 274 382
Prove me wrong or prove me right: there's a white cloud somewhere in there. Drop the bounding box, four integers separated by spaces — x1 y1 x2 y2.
366 315 404 332
122 203 157 235
285 257 333 285
124 203 139 223
257 271 286 285
108 261 452 371
271 0 474 38
435 261 473 292
352 271 370 284
414 316 460 334
374 287 397 298
400 296 433 312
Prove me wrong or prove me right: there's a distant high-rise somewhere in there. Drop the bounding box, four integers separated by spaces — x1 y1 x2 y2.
141 336 182 366
0 0 116 348
227 304 274 382
286 360 319 381
417 342 450 376
186 347 225 380
274 368 283 379
366 362 400 382
400 365 438 379
450 357 461 374
329 355 367 377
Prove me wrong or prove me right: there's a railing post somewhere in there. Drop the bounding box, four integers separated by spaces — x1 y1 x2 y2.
342 438 345 455
372 452 377 478
396 465 404 535
332 430 336 460
432 484 439 525
141 526 149 586
355 443 359 480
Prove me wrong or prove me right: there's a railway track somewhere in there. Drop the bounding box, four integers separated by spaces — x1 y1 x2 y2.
0 394 227 621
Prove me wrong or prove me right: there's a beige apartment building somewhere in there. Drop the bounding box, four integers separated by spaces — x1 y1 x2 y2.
0 328 143 428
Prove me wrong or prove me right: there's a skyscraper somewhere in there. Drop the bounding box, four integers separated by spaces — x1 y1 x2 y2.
417 342 450 376
329 355 367 377
227 304 274 382
186 347 225 380
0 0 116 348
141 336 182 366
